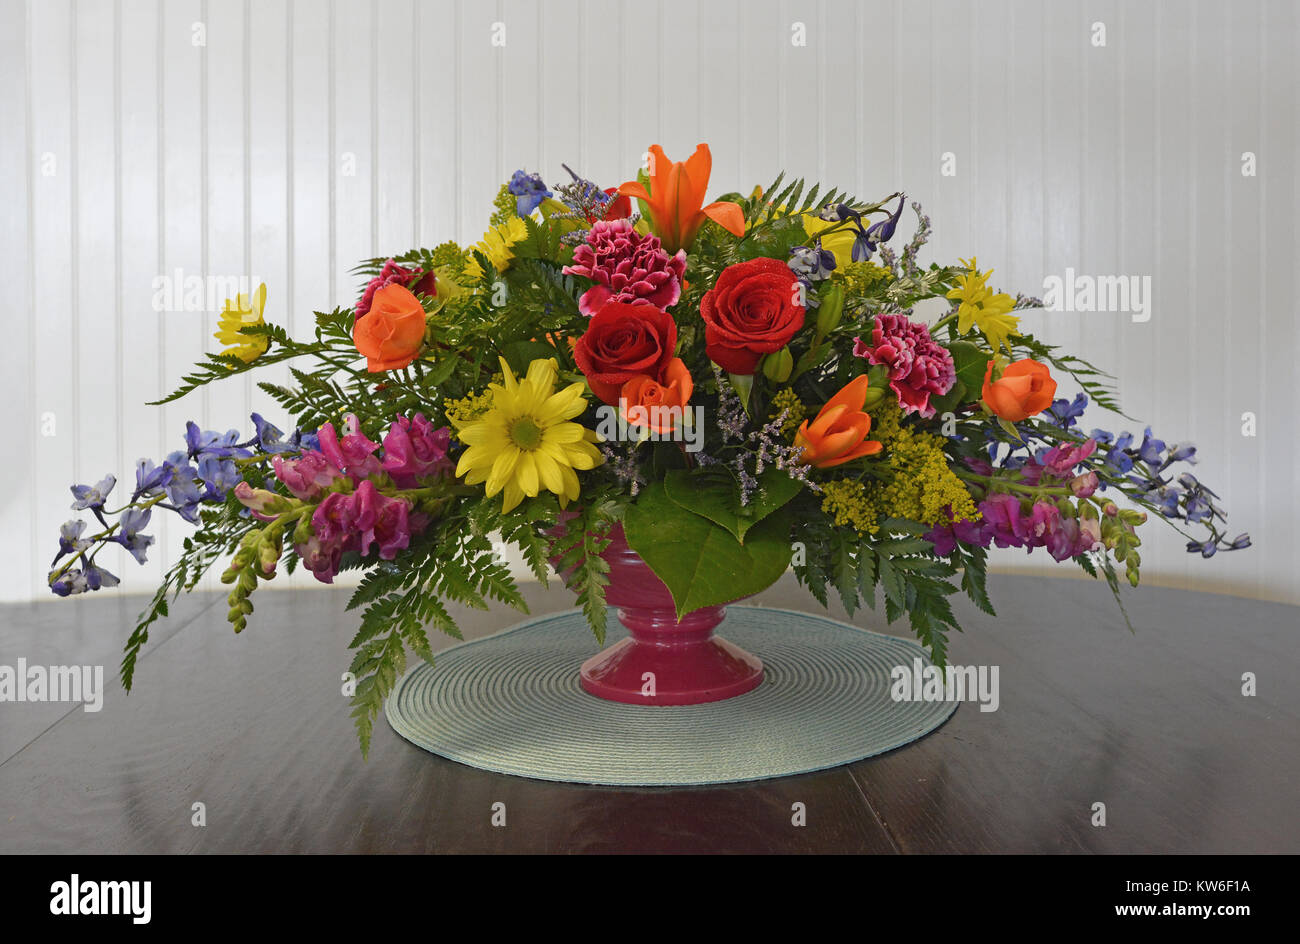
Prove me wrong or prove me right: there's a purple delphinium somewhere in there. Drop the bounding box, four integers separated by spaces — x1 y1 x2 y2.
508 169 552 216
71 475 116 512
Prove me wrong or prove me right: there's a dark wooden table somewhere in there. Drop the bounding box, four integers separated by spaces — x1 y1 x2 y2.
1 574 1295 854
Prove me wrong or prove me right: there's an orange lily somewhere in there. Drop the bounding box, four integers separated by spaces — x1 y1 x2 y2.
617 144 745 254
793 375 885 468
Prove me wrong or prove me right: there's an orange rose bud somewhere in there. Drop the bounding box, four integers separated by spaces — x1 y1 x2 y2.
793 375 885 468
353 283 427 372
981 358 1057 422
620 358 694 434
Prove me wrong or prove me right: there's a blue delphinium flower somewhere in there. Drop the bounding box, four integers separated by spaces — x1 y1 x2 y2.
134 458 172 498
50 568 87 596
114 508 155 564
1164 442 1197 464
197 454 240 501
82 561 120 590
788 243 836 281
250 413 290 453
57 520 92 558
185 422 250 461
164 452 204 521
864 195 906 248
1047 393 1089 429
508 170 552 216
1151 486 1183 518
71 474 116 511
1101 432 1134 474
1229 533 1252 549
1136 427 1166 465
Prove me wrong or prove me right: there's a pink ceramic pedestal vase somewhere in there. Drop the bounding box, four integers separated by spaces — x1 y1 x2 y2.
576 524 764 706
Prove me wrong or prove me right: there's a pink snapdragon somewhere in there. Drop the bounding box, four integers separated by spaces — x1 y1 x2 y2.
272 450 343 500
317 414 383 482
351 479 415 560
381 413 451 488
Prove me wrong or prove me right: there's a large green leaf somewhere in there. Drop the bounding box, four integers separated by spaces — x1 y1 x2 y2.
948 340 990 392
663 466 802 543
624 481 794 618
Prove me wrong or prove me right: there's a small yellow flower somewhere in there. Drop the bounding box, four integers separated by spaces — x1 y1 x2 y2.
946 257 1019 355
454 357 604 513
463 217 529 281
214 282 269 364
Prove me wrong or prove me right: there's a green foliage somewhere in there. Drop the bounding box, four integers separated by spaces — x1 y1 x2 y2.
662 466 801 544
624 480 795 619
342 496 532 755
791 510 963 667
545 495 619 644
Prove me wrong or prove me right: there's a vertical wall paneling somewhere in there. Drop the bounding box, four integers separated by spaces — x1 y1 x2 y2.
0 0 36 598
3 0 1296 603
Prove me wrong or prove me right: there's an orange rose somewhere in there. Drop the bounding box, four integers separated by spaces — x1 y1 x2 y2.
620 358 694 434
793 375 885 468
981 358 1057 422
353 283 426 372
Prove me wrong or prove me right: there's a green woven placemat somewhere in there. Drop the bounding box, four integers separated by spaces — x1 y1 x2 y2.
385 606 957 786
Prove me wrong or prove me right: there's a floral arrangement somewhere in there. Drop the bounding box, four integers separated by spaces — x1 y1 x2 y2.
47 143 1248 752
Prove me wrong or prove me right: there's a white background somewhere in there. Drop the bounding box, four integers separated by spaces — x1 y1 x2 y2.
1 0 1293 604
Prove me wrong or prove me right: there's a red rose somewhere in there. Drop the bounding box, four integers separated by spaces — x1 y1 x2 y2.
573 301 678 404
700 257 806 375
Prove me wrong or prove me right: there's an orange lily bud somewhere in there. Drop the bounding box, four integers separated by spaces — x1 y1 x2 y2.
793 375 885 468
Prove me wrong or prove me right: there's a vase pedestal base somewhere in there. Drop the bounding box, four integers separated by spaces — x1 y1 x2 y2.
579 632 764 706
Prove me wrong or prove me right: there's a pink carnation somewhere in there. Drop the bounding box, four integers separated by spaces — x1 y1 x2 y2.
852 314 955 419
356 259 435 317
563 219 686 316
381 414 451 488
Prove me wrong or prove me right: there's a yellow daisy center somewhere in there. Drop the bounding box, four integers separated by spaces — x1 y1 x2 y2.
508 416 543 450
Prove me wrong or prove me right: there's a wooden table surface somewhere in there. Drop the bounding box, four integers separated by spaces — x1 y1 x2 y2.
1 574 1296 854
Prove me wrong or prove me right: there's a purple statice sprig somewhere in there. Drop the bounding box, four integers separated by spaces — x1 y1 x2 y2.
697 366 820 505
549 164 639 243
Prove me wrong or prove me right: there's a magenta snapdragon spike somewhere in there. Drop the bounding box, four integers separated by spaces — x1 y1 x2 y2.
317 414 383 482
380 414 451 488
563 219 686 316
272 451 343 500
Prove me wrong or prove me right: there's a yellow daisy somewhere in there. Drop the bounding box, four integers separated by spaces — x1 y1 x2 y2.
463 216 529 281
454 357 603 513
946 257 1020 355
214 282 269 364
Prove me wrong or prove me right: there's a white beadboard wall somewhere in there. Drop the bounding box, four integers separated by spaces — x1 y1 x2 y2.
0 0 1294 604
